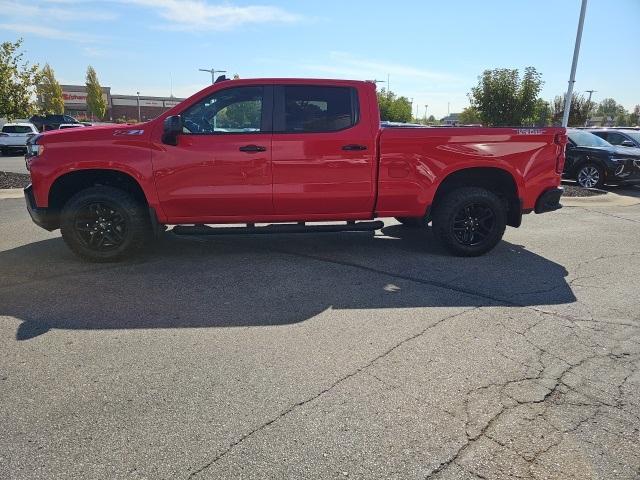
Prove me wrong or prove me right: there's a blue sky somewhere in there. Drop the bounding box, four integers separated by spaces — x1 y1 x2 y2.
1 0 638 118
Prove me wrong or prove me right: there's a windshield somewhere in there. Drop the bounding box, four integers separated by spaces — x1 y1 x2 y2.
622 131 640 143
569 130 612 148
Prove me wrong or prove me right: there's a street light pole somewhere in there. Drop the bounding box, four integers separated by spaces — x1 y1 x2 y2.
562 0 588 127
199 68 227 85
424 105 428 123
584 89 596 126
136 91 141 122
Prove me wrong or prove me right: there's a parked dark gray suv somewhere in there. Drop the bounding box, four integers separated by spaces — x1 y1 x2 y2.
564 130 640 188
589 128 640 149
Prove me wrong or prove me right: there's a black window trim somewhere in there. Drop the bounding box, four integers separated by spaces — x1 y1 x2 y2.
273 84 361 134
179 85 273 136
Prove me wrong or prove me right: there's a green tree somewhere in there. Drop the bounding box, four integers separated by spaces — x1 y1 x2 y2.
523 99 551 126
0 38 41 119
458 106 481 124
468 67 543 126
629 105 640 126
551 93 591 126
596 98 626 119
85 66 106 120
36 63 64 115
614 112 629 127
377 89 412 123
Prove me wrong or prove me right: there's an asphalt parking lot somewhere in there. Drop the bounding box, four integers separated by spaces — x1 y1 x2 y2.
1 193 639 479
0 153 28 174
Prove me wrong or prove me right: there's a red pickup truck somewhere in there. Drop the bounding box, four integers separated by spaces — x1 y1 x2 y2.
24 78 566 262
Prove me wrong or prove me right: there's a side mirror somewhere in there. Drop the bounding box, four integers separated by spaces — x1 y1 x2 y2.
621 140 635 147
162 115 183 146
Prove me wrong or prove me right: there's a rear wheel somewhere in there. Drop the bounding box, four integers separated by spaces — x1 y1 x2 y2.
0 147 7 156
576 163 604 189
432 187 506 257
395 216 427 228
60 186 150 262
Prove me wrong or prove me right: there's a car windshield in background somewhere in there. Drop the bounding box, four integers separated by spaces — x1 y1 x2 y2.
2 125 32 134
622 131 640 143
569 130 612 147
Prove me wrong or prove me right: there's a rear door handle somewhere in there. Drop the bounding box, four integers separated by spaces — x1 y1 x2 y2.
239 144 266 153
342 144 367 151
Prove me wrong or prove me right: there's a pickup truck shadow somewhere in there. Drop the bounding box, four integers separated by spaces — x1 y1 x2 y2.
0 226 576 340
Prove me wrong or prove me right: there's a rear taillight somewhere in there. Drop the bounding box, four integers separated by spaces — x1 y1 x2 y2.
554 133 566 174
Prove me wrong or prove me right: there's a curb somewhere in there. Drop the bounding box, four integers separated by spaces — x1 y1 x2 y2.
0 188 24 199
562 192 640 208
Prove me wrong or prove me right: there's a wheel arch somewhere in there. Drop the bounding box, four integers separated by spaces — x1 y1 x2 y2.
48 168 149 213
432 167 521 227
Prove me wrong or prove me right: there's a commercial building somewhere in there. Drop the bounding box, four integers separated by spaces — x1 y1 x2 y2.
60 85 185 122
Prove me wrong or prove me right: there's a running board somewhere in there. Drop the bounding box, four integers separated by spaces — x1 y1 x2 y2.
171 221 384 236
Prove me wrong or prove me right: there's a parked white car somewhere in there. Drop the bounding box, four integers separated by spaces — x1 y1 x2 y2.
0 122 39 155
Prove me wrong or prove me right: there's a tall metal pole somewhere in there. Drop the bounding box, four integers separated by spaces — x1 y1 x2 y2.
584 89 596 126
562 0 588 127
136 91 141 122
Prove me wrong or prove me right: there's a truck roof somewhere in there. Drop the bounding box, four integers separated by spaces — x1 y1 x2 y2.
210 78 375 87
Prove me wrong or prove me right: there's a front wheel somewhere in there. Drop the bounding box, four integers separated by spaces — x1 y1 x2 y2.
432 187 507 257
576 163 605 189
60 186 150 262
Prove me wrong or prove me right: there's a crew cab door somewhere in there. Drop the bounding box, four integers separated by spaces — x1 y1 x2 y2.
152 85 273 221
270 84 376 217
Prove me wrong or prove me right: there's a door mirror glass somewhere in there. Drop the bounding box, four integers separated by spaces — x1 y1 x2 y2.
162 115 183 145
621 139 635 147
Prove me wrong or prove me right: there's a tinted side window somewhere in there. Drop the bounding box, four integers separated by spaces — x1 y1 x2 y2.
605 132 626 145
182 86 263 134
64 116 77 123
281 86 356 133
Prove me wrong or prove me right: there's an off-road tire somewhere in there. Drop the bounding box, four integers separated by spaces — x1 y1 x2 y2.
432 187 506 257
60 186 150 262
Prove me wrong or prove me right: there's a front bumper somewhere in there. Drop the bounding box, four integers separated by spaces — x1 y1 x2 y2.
535 187 563 214
24 184 59 231
607 160 640 185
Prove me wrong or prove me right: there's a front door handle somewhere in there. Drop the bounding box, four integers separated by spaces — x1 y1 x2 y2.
239 144 267 153
342 144 367 151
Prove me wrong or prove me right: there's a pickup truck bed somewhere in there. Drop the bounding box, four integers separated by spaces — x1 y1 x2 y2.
24 78 565 262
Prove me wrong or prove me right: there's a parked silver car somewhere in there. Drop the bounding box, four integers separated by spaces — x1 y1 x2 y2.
0 122 39 155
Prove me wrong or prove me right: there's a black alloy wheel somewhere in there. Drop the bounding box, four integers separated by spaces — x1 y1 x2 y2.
73 202 127 251
452 202 496 246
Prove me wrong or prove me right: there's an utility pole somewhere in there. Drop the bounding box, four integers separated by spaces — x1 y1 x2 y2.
447 102 450 116
562 0 588 127
387 73 390 97
424 105 428 123
136 91 141 122
199 68 227 84
584 89 596 126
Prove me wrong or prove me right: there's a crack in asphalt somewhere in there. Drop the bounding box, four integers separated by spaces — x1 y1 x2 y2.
183 245 640 479
579 206 640 224
186 307 479 479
